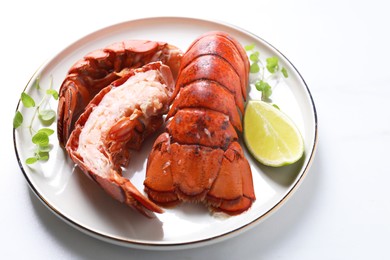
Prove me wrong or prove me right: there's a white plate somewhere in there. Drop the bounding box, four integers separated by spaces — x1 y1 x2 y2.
14 17 318 250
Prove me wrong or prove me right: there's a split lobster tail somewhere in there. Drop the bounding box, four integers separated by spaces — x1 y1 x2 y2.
66 62 175 217
144 31 256 215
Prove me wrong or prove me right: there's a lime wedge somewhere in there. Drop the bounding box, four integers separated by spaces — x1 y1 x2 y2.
243 100 304 167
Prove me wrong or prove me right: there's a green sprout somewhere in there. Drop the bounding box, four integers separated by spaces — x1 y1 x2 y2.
245 44 289 101
13 76 58 165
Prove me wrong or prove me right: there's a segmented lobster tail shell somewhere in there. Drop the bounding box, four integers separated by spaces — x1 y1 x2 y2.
144 31 256 215
66 62 175 217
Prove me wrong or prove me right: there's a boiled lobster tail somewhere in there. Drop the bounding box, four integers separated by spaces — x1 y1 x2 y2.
144 31 256 215
66 61 175 217
57 40 182 147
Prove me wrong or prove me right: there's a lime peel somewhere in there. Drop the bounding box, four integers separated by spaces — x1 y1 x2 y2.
244 100 304 167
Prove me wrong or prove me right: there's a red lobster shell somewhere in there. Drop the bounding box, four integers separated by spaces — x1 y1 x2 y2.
66 62 174 217
144 31 256 215
57 40 182 147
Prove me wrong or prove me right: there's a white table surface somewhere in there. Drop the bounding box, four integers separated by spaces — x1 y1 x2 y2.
2 0 389 259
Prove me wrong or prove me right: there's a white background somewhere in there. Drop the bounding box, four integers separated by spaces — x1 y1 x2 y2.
2 0 389 259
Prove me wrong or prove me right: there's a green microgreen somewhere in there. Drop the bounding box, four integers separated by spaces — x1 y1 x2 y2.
255 80 272 100
281 67 288 78
13 75 57 165
33 75 41 89
245 44 289 103
32 131 50 146
245 43 255 51
13 111 23 128
249 51 260 63
46 89 59 100
21 92 35 108
266 56 279 73
250 63 260 73
38 109 56 124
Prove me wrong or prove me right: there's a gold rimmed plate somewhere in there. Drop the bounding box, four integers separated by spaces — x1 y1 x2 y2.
14 17 318 250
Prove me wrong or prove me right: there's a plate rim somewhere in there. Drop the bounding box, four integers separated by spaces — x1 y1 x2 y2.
13 16 318 250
